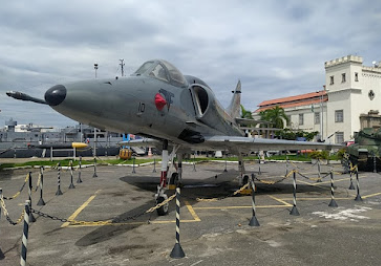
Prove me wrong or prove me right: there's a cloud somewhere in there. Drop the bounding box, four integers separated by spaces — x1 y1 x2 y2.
1 0 381 128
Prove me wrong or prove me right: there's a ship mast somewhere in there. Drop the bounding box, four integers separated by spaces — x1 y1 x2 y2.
119 59 125 77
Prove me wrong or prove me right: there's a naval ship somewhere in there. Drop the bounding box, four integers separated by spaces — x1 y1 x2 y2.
0 119 127 158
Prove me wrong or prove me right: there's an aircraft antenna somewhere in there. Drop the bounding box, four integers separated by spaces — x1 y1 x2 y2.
119 59 125 76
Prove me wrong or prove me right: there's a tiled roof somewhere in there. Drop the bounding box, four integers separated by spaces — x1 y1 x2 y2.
255 91 327 113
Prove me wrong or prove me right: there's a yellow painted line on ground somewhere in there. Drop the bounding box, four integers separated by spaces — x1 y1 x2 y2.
297 176 366 186
193 205 289 210
185 200 201 221
268 195 293 207
362 192 381 199
61 189 101 228
64 194 200 227
67 219 201 227
277 197 353 201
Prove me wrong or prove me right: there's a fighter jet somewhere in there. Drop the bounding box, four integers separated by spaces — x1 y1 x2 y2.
7 59 342 215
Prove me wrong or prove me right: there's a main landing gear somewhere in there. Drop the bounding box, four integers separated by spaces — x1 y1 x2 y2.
155 141 182 216
238 154 250 186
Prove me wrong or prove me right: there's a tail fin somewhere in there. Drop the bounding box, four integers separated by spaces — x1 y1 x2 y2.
227 80 241 118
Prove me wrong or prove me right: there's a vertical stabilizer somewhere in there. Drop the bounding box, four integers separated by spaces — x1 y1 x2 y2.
227 80 241 118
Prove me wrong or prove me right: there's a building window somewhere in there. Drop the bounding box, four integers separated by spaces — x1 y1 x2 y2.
355 72 359 82
330 76 334 85
314 112 320 124
342 73 346 83
335 110 343 123
299 114 304 125
335 132 344 144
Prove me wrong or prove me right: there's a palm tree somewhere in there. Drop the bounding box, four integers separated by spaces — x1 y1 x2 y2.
259 105 290 129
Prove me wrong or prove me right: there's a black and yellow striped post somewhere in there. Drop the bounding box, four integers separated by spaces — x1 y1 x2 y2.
317 159 322 182
68 160 75 189
192 153 197 172
152 158 157 173
348 169 355 190
290 170 300 216
170 185 185 258
55 163 63 196
0 188 3 220
93 158 98 177
77 156 83 183
0 188 4 260
285 156 289 177
132 157 136 174
27 172 36 223
20 200 30 266
249 174 260 226
354 170 363 202
258 156 261 175
373 154 377 173
328 172 338 207
37 166 45 206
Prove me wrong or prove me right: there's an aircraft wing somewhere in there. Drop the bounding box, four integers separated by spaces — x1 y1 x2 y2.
200 136 343 153
120 136 343 153
120 138 162 148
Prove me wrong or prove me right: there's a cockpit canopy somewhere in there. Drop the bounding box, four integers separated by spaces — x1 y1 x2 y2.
133 60 188 88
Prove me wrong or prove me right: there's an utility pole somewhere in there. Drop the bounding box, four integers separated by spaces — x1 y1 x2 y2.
320 91 323 141
119 59 125 77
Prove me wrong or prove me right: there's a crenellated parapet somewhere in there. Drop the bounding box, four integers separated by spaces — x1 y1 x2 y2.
325 55 363 68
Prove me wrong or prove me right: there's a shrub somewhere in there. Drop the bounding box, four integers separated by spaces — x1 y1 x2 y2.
309 150 329 160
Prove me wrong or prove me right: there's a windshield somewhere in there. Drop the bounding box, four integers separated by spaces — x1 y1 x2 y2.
134 61 155 75
133 60 188 88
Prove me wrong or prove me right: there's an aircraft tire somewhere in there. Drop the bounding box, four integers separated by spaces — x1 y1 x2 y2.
242 175 249 185
169 173 179 185
156 196 169 216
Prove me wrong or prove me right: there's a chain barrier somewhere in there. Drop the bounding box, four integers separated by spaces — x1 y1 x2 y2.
1 160 362 227
3 173 29 200
296 171 330 181
31 207 148 225
182 181 250 202
28 193 177 225
0 197 25 225
146 194 176 213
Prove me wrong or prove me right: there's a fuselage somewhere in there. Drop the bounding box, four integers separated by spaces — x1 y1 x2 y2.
44 60 243 145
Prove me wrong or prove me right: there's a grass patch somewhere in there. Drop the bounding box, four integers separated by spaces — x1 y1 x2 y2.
0 154 342 171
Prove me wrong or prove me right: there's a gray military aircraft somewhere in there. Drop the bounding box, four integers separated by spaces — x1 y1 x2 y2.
7 59 341 215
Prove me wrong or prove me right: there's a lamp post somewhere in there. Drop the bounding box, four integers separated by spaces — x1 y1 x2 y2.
317 86 328 142
94 63 98 78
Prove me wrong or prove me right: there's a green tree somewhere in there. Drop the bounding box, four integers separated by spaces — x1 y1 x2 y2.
259 105 290 129
240 104 253 119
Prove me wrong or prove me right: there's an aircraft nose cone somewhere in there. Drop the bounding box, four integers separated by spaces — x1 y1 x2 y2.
45 85 67 106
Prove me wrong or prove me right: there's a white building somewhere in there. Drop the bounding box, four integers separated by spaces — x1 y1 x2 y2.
253 55 381 144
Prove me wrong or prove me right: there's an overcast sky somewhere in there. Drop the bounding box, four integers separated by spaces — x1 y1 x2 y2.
1 0 380 129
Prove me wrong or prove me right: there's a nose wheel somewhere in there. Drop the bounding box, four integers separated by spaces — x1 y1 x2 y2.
155 193 169 216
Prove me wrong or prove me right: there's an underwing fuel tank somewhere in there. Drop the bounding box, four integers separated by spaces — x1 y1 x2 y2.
346 128 381 170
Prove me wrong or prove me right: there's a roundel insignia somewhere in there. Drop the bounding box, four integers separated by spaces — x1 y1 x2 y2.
155 93 167 111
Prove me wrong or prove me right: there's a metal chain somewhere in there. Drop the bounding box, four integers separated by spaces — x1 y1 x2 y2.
31 208 148 225
296 171 330 180
0 197 25 225
3 173 29 200
254 169 295 185
183 181 250 202
146 194 176 213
